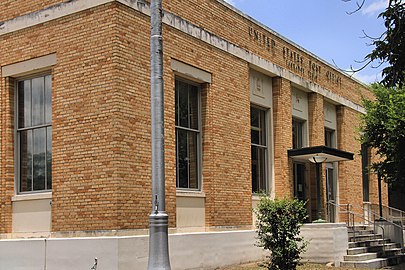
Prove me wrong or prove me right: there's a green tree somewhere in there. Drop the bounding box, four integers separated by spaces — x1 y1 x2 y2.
368 0 405 88
345 0 405 87
360 83 405 186
255 197 308 270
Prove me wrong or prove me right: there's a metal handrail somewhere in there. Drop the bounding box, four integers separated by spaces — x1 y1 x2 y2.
328 201 386 255
370 203 405 223
350 203 403 230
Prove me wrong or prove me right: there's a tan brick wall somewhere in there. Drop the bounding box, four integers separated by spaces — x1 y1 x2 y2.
307 93 326 220
0 0 384 233
272 77 293 197
0 0 63 22
164 20 252 227
0 77 15 233
337 106 388 222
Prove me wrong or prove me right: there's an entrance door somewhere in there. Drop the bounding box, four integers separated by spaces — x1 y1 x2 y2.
326 163 336 222
294 163 306 201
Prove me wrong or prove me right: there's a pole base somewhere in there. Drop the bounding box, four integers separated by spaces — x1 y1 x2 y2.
147 212 171 270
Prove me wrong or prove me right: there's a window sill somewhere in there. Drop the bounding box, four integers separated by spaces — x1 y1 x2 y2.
176 190 206 198
12 192 52 202
252 194 267 201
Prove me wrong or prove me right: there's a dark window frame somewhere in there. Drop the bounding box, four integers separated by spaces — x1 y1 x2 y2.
251 105 268 194
16 74 52 194
175 78 202 190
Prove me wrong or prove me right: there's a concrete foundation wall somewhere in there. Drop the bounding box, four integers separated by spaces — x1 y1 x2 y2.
0 231 265 270
0 225 349 269
301 223 348 266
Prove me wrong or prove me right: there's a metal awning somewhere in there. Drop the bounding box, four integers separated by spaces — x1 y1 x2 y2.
287 145 354 163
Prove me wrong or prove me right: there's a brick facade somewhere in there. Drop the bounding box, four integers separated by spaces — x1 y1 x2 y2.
0 0 387 235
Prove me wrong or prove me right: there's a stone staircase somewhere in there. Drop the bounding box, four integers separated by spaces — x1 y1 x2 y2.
340 225 405 268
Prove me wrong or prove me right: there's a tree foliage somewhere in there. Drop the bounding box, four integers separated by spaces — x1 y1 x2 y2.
367 0 405 88
344 0 405 87
255 197 308 270
360 83 405 186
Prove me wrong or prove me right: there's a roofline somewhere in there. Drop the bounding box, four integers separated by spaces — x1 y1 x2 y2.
216 0 369 87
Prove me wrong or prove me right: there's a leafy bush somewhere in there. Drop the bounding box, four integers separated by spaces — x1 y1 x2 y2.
255 197 308 270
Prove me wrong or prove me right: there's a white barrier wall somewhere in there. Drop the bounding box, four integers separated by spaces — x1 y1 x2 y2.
0 224 348 270
0 231 265 270
301 223 348 266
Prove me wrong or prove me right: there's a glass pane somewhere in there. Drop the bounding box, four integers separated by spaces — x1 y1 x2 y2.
251 146 266 193
251 107 266 146
292 120 303 149
177 129 189 188
251 107 259 128
18 80 31 128
251 129 260 144
189 85 199 130
47 127 52 190
175 81 179 126
33 128 46 191
176 129 199 189
294 163 306 201
19 130 33 192
45 75 52 124
32 77 45 126
178 81 189 128
187 131 199 189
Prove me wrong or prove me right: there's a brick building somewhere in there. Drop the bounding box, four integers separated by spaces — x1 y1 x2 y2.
0 0 387 240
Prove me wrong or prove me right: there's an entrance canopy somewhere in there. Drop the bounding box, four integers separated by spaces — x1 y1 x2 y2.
288 146 354 163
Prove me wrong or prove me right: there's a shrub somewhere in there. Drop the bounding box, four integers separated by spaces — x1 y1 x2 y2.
255 197 308 270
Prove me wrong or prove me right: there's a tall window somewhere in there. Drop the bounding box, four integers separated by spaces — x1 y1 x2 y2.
292 118 304 149
361 143 370 202
251 106 267 193
175 79 200 190
325 128 335 148
17 75 52 193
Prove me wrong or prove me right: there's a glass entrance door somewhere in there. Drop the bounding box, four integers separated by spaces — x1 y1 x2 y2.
294 163 306 201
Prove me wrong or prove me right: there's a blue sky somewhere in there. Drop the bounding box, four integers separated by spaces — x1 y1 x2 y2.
223 0 389 84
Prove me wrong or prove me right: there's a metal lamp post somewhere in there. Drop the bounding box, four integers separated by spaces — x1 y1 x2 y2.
309 155 327 221
147 0 171 269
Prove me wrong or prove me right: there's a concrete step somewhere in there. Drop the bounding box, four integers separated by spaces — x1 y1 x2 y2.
341 258 389 269
349 238 390 248
348 225 373 232
347 246 368 255
344 252 378 261
379 248 403 257
368 243 401 253
348 244 402 255
386 254 405 266
348 229 374 237
349 234 382 242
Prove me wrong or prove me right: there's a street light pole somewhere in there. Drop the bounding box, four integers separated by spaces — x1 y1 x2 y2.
147 0 171 269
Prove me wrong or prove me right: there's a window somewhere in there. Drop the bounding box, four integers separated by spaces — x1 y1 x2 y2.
293 163 305 201
17 75 52 193
251 106 267 193
292 118 304 149
361 144 370 202
175 79 201 190
325 128 335 148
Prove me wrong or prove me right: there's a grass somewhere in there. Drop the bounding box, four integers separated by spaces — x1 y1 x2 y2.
219 262 405 270
219 262 355 270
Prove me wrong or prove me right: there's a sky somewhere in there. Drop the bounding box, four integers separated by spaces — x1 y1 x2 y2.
223 0 389 84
